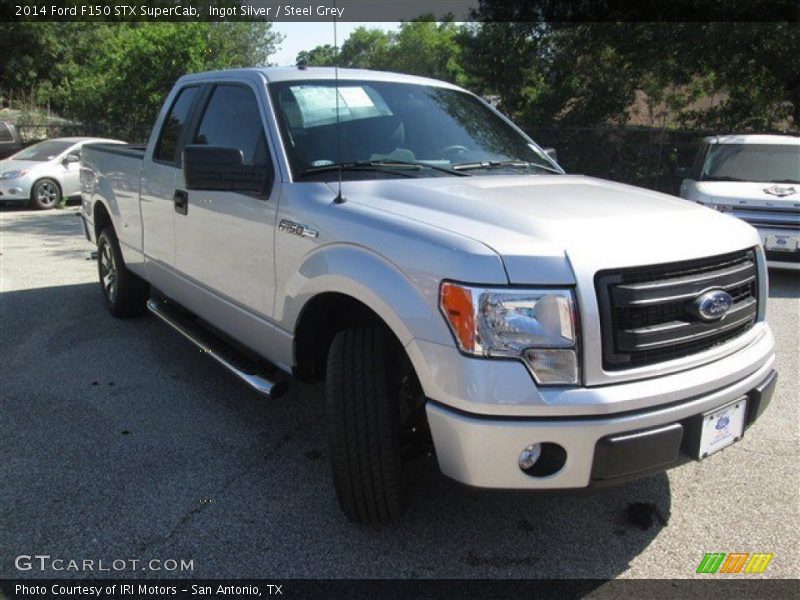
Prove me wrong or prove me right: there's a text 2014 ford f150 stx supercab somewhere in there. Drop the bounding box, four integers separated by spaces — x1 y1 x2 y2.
81 68 777 524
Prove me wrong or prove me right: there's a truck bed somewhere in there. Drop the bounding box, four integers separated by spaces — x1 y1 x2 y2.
81 141 147 265
83 142 147 159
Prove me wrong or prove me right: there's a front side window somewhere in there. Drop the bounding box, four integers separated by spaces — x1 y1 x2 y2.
192 85 269 165
155 86 199 163
702 143 800 183
269 79 558 180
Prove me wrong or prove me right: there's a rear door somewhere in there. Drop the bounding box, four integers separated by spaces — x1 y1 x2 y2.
140 84 202 292
173 80 280 322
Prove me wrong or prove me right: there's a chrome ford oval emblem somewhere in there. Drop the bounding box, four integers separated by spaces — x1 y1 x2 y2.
693 289 733 321
763 184 796 198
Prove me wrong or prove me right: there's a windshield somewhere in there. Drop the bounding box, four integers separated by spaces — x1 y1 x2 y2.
9 140 74 162
269 80 558 179
702 143 800 183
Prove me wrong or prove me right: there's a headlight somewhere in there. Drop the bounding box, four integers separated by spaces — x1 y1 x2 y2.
439 282 580 385
2 170 29 179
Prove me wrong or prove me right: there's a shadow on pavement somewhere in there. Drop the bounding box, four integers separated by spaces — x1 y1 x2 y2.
768 270 799 299
1 281 670 580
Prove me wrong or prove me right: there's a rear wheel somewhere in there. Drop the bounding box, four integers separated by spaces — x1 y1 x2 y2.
97 226 149 318
326 326 428 524
30 178 61 210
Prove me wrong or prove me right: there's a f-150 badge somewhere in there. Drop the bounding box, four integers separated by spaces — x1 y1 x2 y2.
279 219 318 238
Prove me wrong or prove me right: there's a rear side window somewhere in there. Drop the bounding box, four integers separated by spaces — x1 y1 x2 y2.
192 85 269 165
155 86 199 163
0 123 13 142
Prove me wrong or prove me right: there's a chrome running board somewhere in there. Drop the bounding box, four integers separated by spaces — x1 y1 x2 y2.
147 298 289 398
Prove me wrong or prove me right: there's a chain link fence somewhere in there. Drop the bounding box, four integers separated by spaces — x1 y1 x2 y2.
16 123 152 146
15 122 796 196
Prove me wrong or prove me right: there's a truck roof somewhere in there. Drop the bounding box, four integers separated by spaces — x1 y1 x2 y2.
704 134 800 145
177 67 465 92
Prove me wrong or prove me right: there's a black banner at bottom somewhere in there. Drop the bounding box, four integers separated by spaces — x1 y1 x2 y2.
2 579 799 600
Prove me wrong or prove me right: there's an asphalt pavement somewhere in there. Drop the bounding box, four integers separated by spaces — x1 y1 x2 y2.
1 206 798 580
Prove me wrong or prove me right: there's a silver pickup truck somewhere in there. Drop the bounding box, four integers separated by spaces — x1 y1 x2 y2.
81 67 777 524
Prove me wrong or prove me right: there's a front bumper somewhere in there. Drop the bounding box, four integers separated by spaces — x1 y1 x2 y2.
755 226 800 271
426 358 776 490
0 180 31 201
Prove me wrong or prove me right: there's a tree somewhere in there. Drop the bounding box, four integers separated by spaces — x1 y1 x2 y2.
465 1 797 130
295 19 465 84
389 18 465 83
0 21 283 138
296 44 338 67
339 27 394 69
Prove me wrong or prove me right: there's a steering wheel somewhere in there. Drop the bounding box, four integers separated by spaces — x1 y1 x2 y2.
439 145 470 160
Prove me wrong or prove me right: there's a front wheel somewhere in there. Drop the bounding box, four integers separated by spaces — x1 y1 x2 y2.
97 227 149 318
30 178 61 210
326 327 415 524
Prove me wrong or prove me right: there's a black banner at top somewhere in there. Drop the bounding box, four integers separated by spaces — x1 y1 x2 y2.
2 0 799 22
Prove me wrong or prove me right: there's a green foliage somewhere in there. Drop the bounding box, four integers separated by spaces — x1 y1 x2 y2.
1 15 795 137
458 7 797 131
0 21 282 139
296 44 338 67
296 18 465 84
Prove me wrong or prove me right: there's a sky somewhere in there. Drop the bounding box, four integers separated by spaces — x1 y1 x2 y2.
270 22 400 66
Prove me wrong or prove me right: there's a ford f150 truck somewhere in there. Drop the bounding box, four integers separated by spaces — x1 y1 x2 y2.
81 68 777 524
679 134 800 271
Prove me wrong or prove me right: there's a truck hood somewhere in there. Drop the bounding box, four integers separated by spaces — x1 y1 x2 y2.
689 180 800 210
339 174 760 283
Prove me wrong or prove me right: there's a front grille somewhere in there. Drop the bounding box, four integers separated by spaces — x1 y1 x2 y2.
595 249 759 370
765 248 800 264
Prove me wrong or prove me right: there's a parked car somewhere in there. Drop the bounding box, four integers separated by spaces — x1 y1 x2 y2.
679 134 800 271
0 137 123 209
0 121 22 159
81 68 776 524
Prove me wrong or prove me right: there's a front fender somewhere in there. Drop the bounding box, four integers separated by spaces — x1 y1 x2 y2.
280 243 452 348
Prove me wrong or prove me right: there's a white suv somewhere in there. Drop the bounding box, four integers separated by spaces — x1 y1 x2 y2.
679 134 800 271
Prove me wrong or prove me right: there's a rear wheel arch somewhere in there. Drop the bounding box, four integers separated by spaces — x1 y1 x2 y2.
93 201 113 240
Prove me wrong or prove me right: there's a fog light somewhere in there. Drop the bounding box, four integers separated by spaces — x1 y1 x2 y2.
518 443 542 470
519 442 568 477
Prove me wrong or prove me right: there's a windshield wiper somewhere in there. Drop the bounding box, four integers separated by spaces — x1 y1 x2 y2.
298 160 468 179
452 159 561 174
769 179 800 184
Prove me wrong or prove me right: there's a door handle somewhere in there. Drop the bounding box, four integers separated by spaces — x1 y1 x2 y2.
173 189 188 215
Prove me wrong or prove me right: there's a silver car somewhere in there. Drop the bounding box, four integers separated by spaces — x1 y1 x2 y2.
0 137 123 209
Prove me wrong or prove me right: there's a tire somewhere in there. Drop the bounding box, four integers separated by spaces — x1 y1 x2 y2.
326 327 411 524
97 226 149 318
29 178 61 210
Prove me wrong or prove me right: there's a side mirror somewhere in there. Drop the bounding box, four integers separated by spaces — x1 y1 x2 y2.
675 166 691 179
63 153 80 164
543 147 558 163
183 145 272 194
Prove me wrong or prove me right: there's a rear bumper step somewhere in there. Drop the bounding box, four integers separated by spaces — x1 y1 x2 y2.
147 298 289 398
